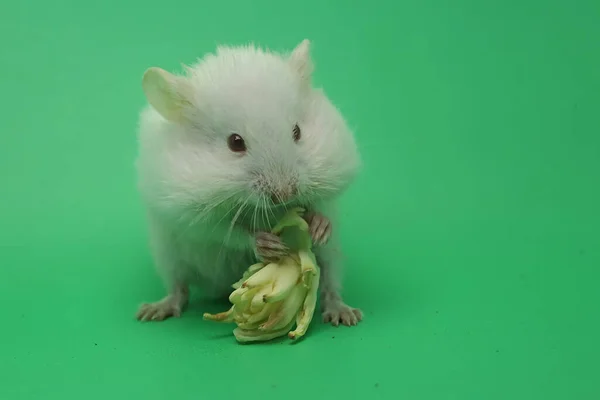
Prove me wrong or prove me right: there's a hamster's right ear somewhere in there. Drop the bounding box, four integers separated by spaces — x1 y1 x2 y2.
288 39 313 83
142 67 193 123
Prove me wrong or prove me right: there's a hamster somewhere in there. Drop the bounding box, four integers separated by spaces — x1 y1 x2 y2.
135 39 363 327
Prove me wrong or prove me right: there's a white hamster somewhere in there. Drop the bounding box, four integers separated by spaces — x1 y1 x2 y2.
135 39 362 327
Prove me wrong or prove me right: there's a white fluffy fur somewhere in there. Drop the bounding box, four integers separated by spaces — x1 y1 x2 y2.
136 40 362 324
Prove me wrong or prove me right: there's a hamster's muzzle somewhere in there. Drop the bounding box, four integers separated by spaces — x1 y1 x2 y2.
270 185 298 204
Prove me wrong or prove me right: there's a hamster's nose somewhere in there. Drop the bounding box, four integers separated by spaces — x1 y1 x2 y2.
270 185 298 204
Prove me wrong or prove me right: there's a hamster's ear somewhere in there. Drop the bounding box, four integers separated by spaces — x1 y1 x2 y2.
288 39 313 82
142 67 193 123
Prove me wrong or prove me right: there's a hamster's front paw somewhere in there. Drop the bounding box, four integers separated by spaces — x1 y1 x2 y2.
304 212 332 246
255 231 289 262
322 301 363 327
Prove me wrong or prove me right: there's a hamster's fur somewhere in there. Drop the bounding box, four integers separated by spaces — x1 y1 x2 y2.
135 39 362 326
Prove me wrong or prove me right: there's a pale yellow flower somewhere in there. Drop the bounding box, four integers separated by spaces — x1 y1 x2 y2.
203 208 320 342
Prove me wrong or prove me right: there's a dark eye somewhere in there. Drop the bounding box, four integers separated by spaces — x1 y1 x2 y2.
227 134 246 153
293 124 301 142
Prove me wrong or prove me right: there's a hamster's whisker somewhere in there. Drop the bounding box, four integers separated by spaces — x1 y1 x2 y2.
262 196 270 230
257 196 264 231
183 190 241 241
209 192 246 236
202 188 243 216
217 194 251 266
225 195 250 242
175 207 205 241
282 199 289 212
251 202 259 235
259 196 265 230
265 200 277 224
276 192 290 212
240 199 253 226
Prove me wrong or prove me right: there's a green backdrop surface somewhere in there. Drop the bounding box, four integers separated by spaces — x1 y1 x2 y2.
1 1 599 399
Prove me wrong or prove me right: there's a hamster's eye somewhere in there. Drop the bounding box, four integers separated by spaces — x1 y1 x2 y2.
227 134 247 153
293 124 301 142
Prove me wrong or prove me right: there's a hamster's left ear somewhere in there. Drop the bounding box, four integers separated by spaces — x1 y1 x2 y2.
288 39 313 83
142 67 193 123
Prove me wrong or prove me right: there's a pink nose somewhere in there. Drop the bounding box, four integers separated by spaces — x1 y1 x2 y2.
270 186 297 204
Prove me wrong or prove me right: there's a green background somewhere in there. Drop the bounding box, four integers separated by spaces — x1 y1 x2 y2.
1 0 599 399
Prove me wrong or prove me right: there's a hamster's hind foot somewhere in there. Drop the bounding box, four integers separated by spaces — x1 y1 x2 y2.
136 285 189 322
137 297 182 321
322 301 363 327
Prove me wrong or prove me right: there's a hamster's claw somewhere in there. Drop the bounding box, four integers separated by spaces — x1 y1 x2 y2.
305 212 332 246
322 302 363 327
136 297 182 322
255 231 289 262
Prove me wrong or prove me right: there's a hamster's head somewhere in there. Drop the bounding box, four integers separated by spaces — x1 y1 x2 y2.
142 40 359 218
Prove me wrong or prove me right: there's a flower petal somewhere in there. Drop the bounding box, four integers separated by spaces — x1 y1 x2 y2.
242 262 278 288
229 286 248 304
236 287 260 313
246 302 280 325
262 285 307 331
234 318 297 343
251 285 273 311
288 269 320 340
263 261 301 303
298 250 318 288
232 262 265 289
203 307 234 323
